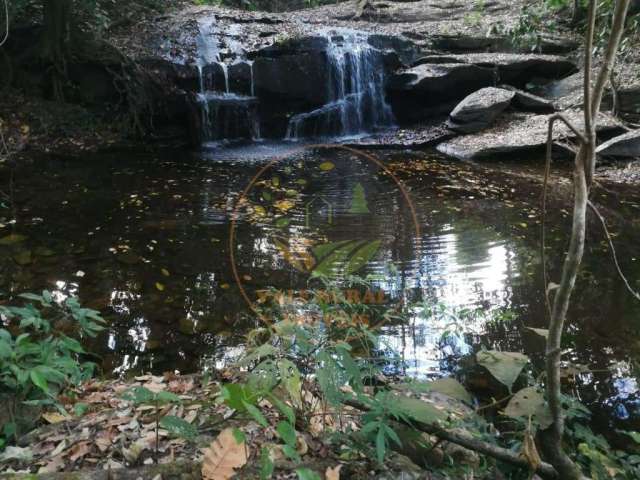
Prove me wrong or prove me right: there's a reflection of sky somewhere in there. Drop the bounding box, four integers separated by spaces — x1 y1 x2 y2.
381 231 516 378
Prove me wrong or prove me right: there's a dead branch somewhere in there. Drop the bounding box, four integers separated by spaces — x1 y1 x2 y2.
344 398 559 479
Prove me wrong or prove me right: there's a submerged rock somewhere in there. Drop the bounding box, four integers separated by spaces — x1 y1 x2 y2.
447 87 515 133
596 129 640 158
437 110 622 160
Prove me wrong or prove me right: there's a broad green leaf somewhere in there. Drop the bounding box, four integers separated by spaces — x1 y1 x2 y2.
242 400 269 427
503 387 553 429
156 391 181 404
29 369 49 394
260 447 274 480
396 378 473 405
221 384 256 411
279 359 302 406
376 427 386 464
392 394 448 425
476 350 529 392
268 394 295 424
276 421 296 448
159 415 197 440
312 240 367 277
345 240 381 275
124 386 155 405
282 444 301 463
296 468 322 480
238 343 278 367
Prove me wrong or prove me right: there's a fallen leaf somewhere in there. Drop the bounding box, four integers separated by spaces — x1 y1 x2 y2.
42 412 69 424
201 428 248 480
326 465 342 480
319 161 335 171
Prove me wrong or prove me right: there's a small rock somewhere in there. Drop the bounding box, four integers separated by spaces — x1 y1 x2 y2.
596 129 640 158
447 87 515 133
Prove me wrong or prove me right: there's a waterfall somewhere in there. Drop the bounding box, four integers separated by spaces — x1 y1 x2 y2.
286 30 395 140
196 20 260 144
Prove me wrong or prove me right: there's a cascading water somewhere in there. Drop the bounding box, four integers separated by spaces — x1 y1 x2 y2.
196 20 260 144
285 30 395 140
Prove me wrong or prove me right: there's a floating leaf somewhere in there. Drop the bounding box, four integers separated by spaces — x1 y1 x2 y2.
201 428 248 480
0 234 27 245
159 415 197 440
13 250 32 266
319 162 335 171
271 176 280 187
275 217 290 228
155 282 165 291
503 387 552 429
477 350 529 392
274 199 295 212
253 205 267 217
262 191 273 201
161 268 170 277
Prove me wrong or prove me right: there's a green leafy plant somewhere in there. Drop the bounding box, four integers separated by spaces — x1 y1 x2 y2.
0 291 105 443
122 385 197 463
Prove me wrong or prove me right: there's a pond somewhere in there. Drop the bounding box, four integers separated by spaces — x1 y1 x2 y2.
1 143 640 433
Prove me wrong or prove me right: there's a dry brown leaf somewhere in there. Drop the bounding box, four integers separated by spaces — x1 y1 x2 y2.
520 432 541 472
42 412 68 424
201 428 248 480
326 464 342 480
69 441 92 462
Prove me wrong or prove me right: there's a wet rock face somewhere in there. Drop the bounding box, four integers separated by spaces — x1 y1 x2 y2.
447 87 515 134
387 63 495 123
388 53 575 124
596 130 640 158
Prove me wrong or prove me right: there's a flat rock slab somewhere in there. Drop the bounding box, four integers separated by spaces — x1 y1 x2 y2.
596 129 640 158
447 87 515 133
437 110 622 160
344 124 455 149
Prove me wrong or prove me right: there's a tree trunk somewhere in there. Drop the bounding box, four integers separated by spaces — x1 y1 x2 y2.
541 1 631 479
41 0 72 100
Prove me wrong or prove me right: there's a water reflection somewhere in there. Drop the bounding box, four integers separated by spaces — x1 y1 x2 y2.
1 145 640 428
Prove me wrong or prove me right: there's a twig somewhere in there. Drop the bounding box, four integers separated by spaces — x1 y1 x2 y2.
587 200 640 301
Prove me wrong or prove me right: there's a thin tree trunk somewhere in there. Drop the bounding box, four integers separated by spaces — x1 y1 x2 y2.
541 1 631 479
42 0 72 100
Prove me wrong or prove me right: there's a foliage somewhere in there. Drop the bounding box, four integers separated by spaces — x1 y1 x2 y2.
0 290 104 442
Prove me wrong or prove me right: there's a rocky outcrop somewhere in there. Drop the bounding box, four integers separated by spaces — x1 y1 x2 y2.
447 87 515 133
437 110 622 160
596 129 640 158
388 53 575 123
430 34 579 55
388 63 495 122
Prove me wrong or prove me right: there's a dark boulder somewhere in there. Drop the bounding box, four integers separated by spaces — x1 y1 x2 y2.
387 62 494 123
596 129 640 158
447 87 515 133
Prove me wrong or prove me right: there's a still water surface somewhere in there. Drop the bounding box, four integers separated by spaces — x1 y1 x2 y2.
2 143 640 430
